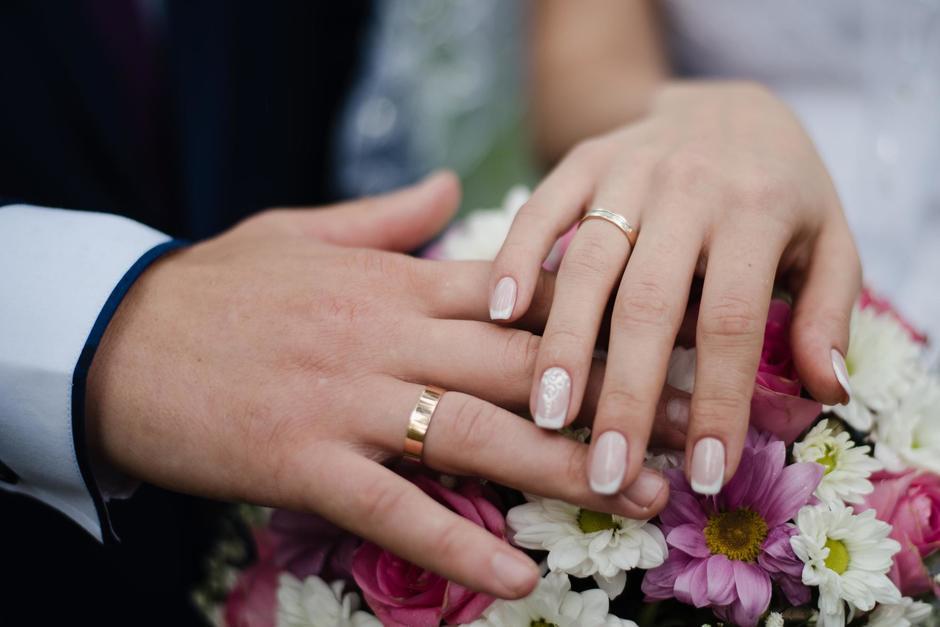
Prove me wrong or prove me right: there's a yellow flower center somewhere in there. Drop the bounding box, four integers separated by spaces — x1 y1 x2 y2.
577 509 621 534
824 538 850 574
704 508 769 563
817 443 840 474
530 621 557 627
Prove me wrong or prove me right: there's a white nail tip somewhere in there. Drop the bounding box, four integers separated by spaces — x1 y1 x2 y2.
589 431 628 495
690 477 723 496
830 348 853 399
489 277 517 320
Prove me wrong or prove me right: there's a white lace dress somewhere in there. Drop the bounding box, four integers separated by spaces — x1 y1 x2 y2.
662 0 940 350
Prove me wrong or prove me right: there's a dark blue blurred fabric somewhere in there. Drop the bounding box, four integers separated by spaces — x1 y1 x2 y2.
0 1 371 624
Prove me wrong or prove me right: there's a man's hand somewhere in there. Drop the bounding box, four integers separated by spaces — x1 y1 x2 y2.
84 173 674 600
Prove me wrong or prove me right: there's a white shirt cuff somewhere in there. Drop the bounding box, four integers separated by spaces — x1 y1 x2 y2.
0 204 179 541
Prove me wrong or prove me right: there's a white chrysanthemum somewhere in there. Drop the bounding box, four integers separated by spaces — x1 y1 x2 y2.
463 572 636 627
866 596 932 627
792 419 881 505
828 306 922 432
873 372 940 474
437 186 529 261
507 496 667 600
791 503 901 627
276 574 380 627
764 611 784 627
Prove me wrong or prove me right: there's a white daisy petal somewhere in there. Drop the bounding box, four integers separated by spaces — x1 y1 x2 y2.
506 496 666 601
872 372 940 474
793 419 881 506
276 574 380 627
828 306 922 432
792 502 902 626
463 572 637 627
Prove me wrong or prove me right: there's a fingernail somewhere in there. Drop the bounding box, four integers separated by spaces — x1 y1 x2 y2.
666 397 690 432
624 470 666 509
489 277 517 320
589 431 628 495
491 551 537 596
831 348 852 404
534 367 571 429
690 437 725 495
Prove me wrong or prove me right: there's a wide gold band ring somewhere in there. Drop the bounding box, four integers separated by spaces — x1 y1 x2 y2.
579 208 638 248
403 385 445 462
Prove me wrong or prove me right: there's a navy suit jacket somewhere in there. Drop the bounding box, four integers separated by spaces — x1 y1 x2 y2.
0 2 371 624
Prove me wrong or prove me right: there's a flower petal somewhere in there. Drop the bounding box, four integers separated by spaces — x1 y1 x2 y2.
732 561 772 627
666 524 710 558
761 461 825 527
675 558 709 607
705 554 737 606
641 552 692 601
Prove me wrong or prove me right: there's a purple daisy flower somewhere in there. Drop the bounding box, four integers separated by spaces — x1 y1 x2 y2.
642 430 824 627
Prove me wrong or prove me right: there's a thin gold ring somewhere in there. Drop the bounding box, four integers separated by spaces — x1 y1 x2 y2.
579 208 638 248
403 385 445 462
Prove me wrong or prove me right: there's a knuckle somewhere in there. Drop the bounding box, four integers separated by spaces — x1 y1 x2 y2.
498 331 541 381
652 151 716 194
356 481 409 524
692 389 750 431
431 518 469 563
563 445 590 489
562 237 613 280
731 173 791 213
699 294 762 343
597 387 647 419
613 279 673 331
445 395 501 454
540 327 587 364
496 233 539 267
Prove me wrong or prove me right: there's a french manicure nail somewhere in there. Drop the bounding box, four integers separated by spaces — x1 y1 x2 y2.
624 470 666 508
489 277 517 320
590 431 628 495
534 367 571 429
491 551 537 596
831 348 852 404
666 397 690 432
690 437 725 495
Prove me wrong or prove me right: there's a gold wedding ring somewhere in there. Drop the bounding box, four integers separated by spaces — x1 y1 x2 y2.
403 385 445 462
579 208 638 248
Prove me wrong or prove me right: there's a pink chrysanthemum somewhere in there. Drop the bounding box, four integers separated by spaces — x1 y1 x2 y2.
642 431 824 627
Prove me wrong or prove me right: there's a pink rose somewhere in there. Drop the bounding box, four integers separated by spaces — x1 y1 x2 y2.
750 299 822 443
224 561 280 627
859 286 928 345
352 475 506 626
856 470 940 597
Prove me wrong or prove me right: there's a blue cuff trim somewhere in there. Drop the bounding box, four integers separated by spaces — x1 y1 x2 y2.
70 239 188 544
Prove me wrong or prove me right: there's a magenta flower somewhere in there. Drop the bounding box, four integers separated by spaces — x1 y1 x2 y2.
750 299 822 443
352 475 505 626
642 430 824 627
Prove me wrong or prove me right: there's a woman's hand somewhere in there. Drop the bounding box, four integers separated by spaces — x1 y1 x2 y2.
86 175 681 600
489 82 861 497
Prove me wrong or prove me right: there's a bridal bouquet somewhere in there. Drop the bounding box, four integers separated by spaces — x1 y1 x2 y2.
199 189 940 627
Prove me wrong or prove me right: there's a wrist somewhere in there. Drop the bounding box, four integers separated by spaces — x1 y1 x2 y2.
84 244 184 480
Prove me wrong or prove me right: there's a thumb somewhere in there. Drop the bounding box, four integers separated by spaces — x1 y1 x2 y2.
287 171 461 251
